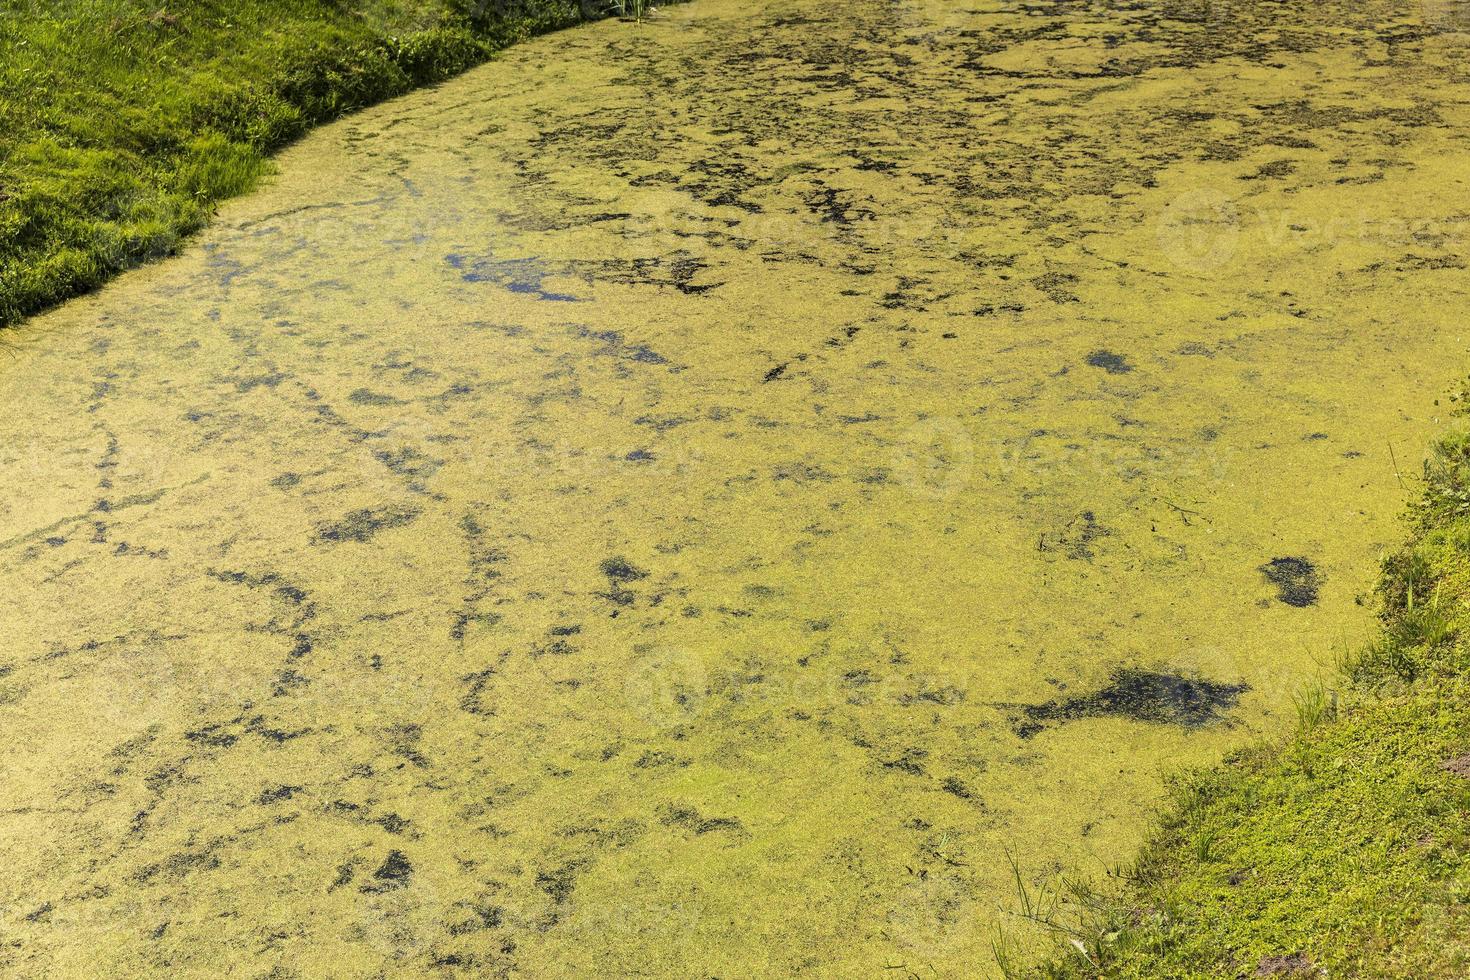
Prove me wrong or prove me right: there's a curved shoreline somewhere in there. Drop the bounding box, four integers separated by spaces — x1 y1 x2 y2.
0 0 668 330
1038 415 1470 977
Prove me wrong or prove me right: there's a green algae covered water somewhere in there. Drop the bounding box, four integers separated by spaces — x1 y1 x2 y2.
4 0 1470 974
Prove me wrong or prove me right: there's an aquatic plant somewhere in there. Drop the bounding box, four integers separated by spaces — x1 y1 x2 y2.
1032 414 1470 977
1290 679 1336 731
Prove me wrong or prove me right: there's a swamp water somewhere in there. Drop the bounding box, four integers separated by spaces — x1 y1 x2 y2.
4 0 1470 974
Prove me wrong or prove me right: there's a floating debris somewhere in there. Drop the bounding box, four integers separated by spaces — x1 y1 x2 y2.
1260 556 1322 607
1086 350 1133 373
1017 669 1249 737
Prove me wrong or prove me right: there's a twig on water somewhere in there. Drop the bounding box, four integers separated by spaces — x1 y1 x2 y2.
1156 496 1209 526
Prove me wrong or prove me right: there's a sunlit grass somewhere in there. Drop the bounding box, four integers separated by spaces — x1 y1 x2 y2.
0 0 629 328
1031 420 1470 977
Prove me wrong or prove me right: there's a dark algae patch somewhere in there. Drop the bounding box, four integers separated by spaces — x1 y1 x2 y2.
361 849 413 893
596 556 648 607
1260 555 1323 607
1036 425 1470 976
1044 510 1112 560
658 804 746 836
314 505 421 544
598 557 648 583
1019 669 1248 737
1085 350 1133 374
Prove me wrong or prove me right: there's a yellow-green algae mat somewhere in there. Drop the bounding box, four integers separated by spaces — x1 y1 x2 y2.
3 0 1470 975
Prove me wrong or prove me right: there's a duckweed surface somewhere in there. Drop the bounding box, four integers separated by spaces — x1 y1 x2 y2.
3 0 1470 974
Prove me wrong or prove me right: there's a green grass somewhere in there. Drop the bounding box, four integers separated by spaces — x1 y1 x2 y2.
1027 418 1470 977
0 0 647 328
613 0 651 19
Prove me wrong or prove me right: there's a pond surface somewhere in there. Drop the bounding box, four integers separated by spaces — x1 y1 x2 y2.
3 0 1469 974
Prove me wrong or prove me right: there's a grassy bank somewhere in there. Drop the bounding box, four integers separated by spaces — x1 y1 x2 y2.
0 0 644 329
1030 413 1470 977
